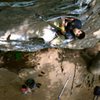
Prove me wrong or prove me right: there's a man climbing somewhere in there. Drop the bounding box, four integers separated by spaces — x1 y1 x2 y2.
60 17 85 39
50 17 85 45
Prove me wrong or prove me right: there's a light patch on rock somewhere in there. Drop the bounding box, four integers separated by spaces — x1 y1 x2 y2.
0 30 11 40
18 68 36 79
42 27 56 43
0 19 30 41
27 29 35 34
67 43 74 48
61 61 75 75
93 29 100 39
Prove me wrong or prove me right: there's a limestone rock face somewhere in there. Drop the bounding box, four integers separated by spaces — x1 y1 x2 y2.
0 0 99 51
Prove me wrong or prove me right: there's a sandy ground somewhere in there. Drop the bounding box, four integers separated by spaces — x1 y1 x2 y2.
0 44 100 100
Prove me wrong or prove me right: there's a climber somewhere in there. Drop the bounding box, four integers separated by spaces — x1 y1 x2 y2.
54 17 85 44
48 17 85 45
60 17 85 40
42 16 85 45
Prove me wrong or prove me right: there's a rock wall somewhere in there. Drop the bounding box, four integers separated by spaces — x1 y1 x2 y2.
0 0 99 51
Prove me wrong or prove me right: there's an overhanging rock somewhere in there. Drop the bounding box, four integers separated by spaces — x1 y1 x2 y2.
0 1 100 51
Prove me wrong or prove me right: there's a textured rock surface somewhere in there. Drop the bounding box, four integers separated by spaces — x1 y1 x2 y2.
0 0 99 51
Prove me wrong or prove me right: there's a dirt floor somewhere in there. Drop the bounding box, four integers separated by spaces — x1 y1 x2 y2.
0 43 100 100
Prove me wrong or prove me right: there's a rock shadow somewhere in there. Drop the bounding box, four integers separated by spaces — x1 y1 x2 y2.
0 51 39 73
